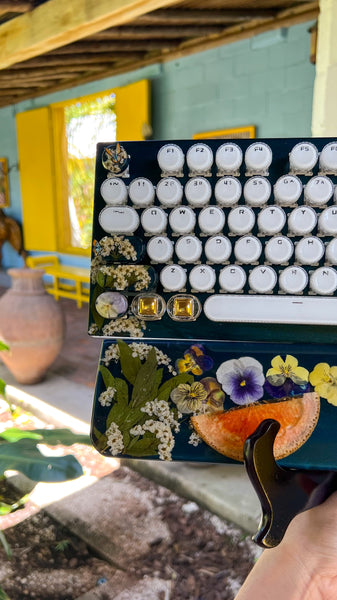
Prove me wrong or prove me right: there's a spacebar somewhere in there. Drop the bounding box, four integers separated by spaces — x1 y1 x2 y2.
204 295 337 325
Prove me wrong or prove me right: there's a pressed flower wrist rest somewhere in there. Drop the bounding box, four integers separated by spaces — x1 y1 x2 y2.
91 338 337 470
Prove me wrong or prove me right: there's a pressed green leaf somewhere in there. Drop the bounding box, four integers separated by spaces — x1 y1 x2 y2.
30 429 91 446
126 437 158 457
117 340 141 385
0 428 42 443
123 406 147 429
106 403 127 429
93 428 108 453
114 377 129 409
0 439 84 482
0 379 6 399
157 373 194 402
155 368 163 390
96 271 106 287
131 348 158 408
99 365 115 390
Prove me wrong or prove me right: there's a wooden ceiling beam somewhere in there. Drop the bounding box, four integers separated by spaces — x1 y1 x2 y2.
137 9 277 24
0 1 31 16
48 40 178 53
1 64 106 79
88 25 225 39
10 53 144 68
0 0 183 70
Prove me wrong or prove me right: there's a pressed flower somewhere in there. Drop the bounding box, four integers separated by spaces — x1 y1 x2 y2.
170 382 208 414
176 344 213 376
266 355 309 386
200 377 225 413
216 357 265 405
309 362 337 406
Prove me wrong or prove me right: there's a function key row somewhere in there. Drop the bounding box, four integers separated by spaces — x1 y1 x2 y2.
100 175 337 208
156 141 337 176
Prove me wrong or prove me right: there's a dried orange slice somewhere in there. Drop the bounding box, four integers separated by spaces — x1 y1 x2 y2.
191 392 320 462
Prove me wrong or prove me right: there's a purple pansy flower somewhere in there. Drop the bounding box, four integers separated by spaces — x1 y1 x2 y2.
176 344 214 376
216 357 265 405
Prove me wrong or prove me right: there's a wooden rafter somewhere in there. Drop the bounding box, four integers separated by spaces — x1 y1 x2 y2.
137 8 277 24
88 26 227 39
0 1 31 16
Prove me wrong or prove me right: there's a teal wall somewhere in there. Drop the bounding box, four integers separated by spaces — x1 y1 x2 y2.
0 21 315 269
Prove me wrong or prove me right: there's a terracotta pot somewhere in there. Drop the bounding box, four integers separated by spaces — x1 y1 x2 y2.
0 268 65 384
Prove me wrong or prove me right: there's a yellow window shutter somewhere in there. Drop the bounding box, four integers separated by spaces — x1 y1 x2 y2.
115 79 150 141
16 107 58 252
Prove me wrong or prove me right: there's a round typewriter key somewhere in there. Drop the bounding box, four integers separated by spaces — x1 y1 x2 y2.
243 177 271 207
128 178 155 207
304 176 334 206
198 206 225 234
169 206 196 234
318 206 337 235
248 265 277 293
98 206 140 234
319 142 337 173
147 236 173 263
186 143 213 172
310 267 337 295
227 206 255 235
325 238 337 264
289 141 318 173
95 292 128 319
288 206 317 235
185 177 212 207
157 144 184 173
156 177 183 207
189 265 216 292
295 236 325 265
214 177 242 206
219 265 246 292
265 236 294 264
160 264 187 291
204 235 232 263
245 142 272 173
175 235 202 263
274 175 302 205
234 236 262 263
141 207 167 234
167 294 201 321
279 266 308 294
215 143 243 172
100 178 128 205
131 293 166 320
257 206 286 235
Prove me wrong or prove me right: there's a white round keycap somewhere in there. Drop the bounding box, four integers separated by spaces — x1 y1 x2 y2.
265 236 294 264
310 267 337 295
295 236 325 265
243 177 271 207
304 176 334 206
128 178 155 207
186 143 213 172
219 265 247 292
258 206 286 235
248 266 277 293
147 236 173 263
234 236 262 263
289 142 318 172
156 178 183 207
318 206 337 235
205 235 232 263
157 144 184 173
245 143 272 173
189 265 216 292
215 143 243 172
141 207 167 234
326 239 337 264
288 206 317 235
198 206 225 234
185 177 212 207
214 177 241 206
100 178 128 205
274 175 302 205
169 206 196 234
227 206 255 235
160 265 187 291
319 142 337 173
175 235 202 263
99 206 139 234
279 266 308 294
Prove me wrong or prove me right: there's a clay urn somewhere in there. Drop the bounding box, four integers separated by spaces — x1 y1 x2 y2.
0 268 65 384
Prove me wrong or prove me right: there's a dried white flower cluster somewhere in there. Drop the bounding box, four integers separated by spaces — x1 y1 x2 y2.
99 265 151 291
91 255 104 284
99 236 137 261
102 341 176 375
188 431 202 447
98 386 116 407
88 323 99 335
102 316 146 337
106 422 124 456
130 398 181 461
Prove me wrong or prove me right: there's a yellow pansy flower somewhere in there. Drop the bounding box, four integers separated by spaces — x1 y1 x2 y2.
309 363 337 406
266 355 309 386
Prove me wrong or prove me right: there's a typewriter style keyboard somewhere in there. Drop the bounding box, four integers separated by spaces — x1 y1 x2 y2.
89 138 337 340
